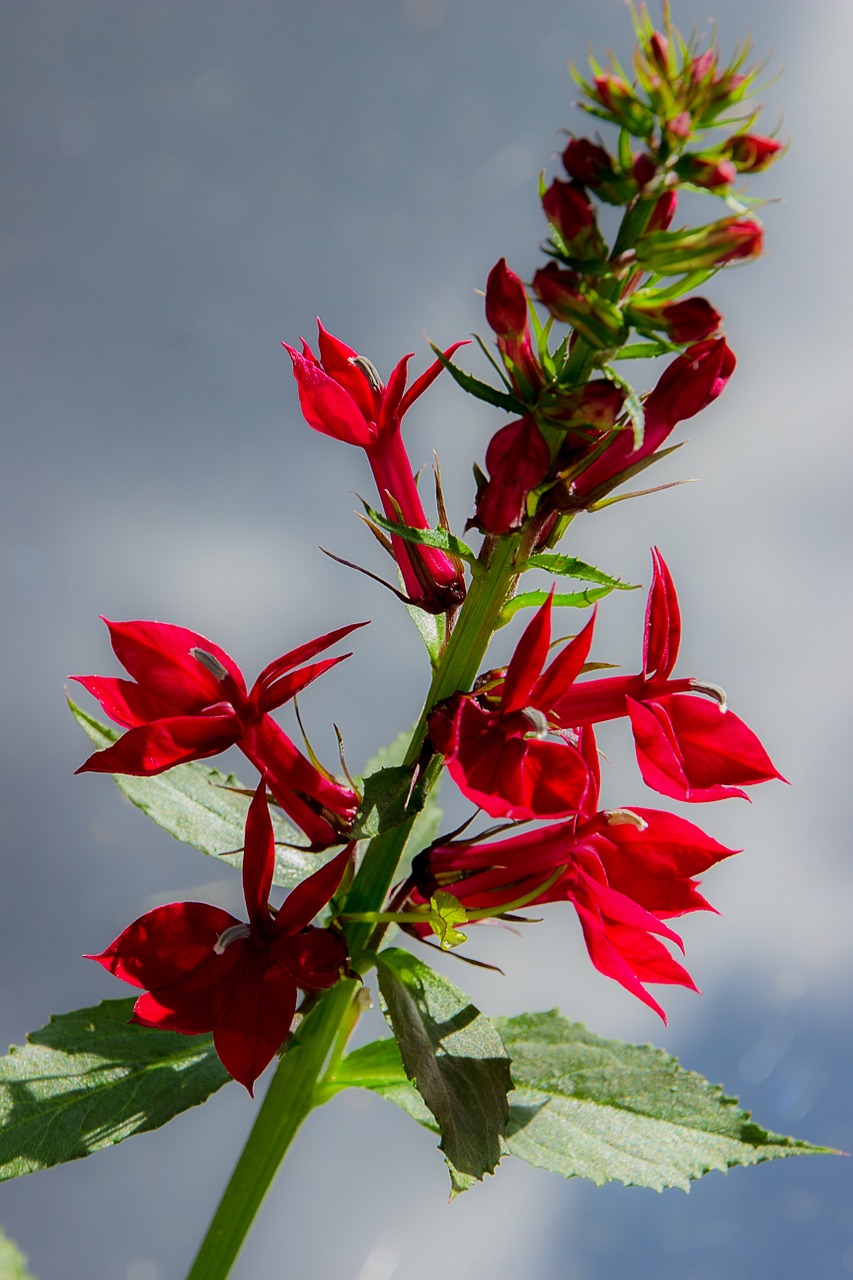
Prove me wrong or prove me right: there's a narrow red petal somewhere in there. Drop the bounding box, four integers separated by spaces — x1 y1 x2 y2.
501 594 553 713
76 714 240 776
275 845 353 935
643 548 681 679
535 609 598 716
243 781 277 936
69 675 179 728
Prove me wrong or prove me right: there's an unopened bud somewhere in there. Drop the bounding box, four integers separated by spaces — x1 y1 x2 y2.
727 134 785 173
626 295 723 344
485 258 529 338
542 179 604 259
636 216 764 273
533 264 628 348
675 154 737 190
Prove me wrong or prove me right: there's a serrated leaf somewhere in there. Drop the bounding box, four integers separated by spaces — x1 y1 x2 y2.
499 587 615 624
0 1226 35 1279
335 1012 833 1193
429 344 525 414
0 1000 230 1181
524 554 638 592
356 726 443 878
351 765 423 840
361 500 477 564
376 948 512 1192
68 697 328 890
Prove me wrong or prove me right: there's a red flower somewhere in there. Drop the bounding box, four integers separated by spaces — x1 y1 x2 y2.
570 336 736 503
431 551 782 812
411 726 737 1020
88 782 351 1092
474 416 551 534
73 617 366 849
283 322 467 614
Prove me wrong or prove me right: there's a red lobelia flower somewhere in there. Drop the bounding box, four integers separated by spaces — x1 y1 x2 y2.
72 617 367 848
88 782 351 1092
283 322 467 614
410 726 737 1019
431 550 782 812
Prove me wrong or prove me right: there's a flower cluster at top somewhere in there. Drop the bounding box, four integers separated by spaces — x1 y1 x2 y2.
75 9 784 1088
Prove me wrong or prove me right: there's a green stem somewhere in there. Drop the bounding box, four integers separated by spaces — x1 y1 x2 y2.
184 979 359 1280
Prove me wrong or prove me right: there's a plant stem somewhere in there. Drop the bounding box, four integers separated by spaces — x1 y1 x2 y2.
184 979 359 1280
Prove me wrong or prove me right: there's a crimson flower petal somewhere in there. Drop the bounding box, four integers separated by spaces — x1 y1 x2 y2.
69 675 179 728
87 901 239 991
76 713 240 776
213 951 298 1095
275 926 349 990
643 547 681 679
250 621 368 710
535 610 597 719
284 345 375 447
103 618 245 709
500 593 553 713
275 845 353 935
242 781 277 937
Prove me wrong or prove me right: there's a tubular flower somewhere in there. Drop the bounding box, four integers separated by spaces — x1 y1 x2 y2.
409 735 737 1020
88 782 351 1093
283 322 467 614
569 336 736 504
431 550 782 812
73 617 367 849
474 416 551 535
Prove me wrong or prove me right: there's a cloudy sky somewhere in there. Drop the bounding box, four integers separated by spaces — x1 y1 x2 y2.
2 2 851 1277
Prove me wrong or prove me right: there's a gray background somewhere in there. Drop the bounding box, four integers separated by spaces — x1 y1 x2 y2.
2 2 851 1277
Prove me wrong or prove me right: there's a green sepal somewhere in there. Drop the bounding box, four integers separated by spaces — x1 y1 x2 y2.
404 600 445 667
499 587 615 624
0 999 230 1181
376 948 512 1193
331 1011 835 1193
523 553 638 593
428 343 526 415
67 697 328 890
360 500 478 565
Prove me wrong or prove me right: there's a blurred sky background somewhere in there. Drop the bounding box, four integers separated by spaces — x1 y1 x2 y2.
2 1 852 1277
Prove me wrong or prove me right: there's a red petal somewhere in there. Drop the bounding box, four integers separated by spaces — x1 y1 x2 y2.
76 713 240 775
536 610 598 718
573 898 668 1021
595 807 737 878
376 354 413 436
500 593 553 713
250 621 368 710
254 654 352 716
316 320 377 420
398 341 469 417
275 845 353 934
242 781 277 936
286 347 375 447
213 954 298 1094
88 901 239 990
103 618 245 709
275 926 348 989
643 548 681 679
69 675 179 727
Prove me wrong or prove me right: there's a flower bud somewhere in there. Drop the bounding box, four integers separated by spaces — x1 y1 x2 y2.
727 134 785 173
485 258 529 338
632 152 658 190
562 138 614 186
635 216 764 273
675 154 738 190
533 264 628 349
542 380 627 432
542 178 605 259
626 295 723 343
646 190 678 233
593 74 655 137
475 417 551 534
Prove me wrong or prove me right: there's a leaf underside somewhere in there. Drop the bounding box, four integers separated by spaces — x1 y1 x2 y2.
332 1008 833 1194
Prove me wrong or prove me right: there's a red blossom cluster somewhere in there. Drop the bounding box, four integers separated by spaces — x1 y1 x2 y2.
410 551 782 1018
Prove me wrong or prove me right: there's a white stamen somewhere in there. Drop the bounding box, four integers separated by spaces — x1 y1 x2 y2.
605 808 648 830
350 354 384 393
214 923 251 954
190 647 229 682
521 706 550 739
690 678 727 709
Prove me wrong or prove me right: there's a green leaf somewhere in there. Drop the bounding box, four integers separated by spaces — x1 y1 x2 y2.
356 726 443 876
0 1226 36 1279
499 587 615 624
613 340 682 360
67 698 329 891
524 554 638 593
376 948 512 1193
361 500 477 564
337 1012 834 1193
427 890 469 950
428 344 526 415
0 1000 230 1181
352 765 423 840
